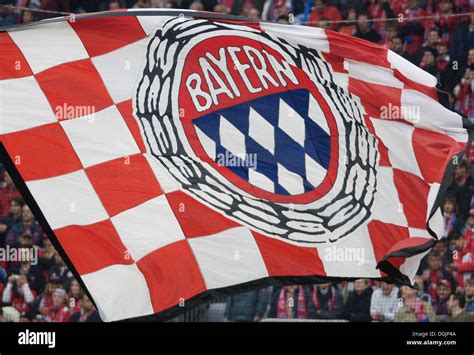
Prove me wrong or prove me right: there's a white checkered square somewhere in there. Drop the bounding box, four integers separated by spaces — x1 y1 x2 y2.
8 22 89 74
81 263 154 322
27 170 108 229
111 195 185 261
61 105 140 168
0 76 56 134
370 117 422 178
187 226 268 289
92 38 148 104
370 166 408 227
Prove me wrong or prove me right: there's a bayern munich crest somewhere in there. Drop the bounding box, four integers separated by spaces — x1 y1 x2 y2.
134 17 380 245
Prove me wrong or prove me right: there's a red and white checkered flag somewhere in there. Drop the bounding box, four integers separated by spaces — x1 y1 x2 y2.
0 10 469 321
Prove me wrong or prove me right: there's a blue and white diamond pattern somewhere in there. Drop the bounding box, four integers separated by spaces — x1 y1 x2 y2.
193 89 332 196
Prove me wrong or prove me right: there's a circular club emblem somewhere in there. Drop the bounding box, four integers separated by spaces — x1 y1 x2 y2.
135 18 379 245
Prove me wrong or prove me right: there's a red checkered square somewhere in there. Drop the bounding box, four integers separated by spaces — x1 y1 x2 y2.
136 240 207 313
69 16 146 57
252 231 326 277
86 153 163 217
1 123 83 181
368 220 410 266
35 58 113 120
412 128 466 184
166 190 240 238
0 32 33 80
55 219 133 275
393 168 430 230
349 78 402 119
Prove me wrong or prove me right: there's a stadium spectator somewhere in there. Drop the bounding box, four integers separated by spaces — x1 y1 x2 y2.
269 285 309 319
0 197 23 247
224 288 269 322
28 274 62 321
342 279 372 322
423 252 456 301
446 162 473 219
338 8 357 36
70 294 101 322
453 64 474 119
10 259 45 294
0 171 21 217
2 274 36 319
450 232 474 289
45 288 70 322
307 0 341 30
445 292 474 322
433 279 452 319
395 285 436 322
67 279 83 314
441 195 460 237
465 279 474 314
48 252 74 289
5 204 43 248
390 36 408 58
370 282 399 322
307 283 343 320
354 13 382 43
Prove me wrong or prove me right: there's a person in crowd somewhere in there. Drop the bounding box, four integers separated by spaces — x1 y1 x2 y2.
432 238 453 268
446 162 473 219
451 13 474 63
354 13 382 43
465 278 474 314
390 36 409 58
43 288 71 322
423 252 456 301
441 195 460 237
370 282 399 322
307 282 343 320
213 3 228 13
224 288 269 322
70 294 101 322
28 274 62 321
433 279 452 319
395 285 436 322
268 285 310 319
419 47 440 78
436 39 451 72
67 279 84 314
338 8 357 36
445 292 474 322
453 64 474 119
450 232 473 289
424 28 441 51
0 197 23 246
247 6 260 19
0 170 22 217
5 204 44 248
10 257 45 294
48 252 74 289
189 0 204 10
2 274 36 318
307 0 341 30
343 279 373 322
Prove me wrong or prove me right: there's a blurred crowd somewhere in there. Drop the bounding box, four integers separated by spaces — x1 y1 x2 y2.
0 0 473 322
0 168 101 322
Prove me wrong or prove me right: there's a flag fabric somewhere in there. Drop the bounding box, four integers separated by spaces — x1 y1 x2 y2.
0 10 470 321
